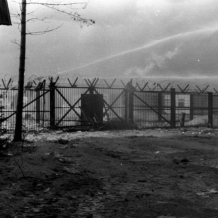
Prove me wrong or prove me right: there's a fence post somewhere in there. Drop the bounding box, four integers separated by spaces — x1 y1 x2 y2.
127 80 134 123
50 78 56 129
170 88 176 127
190 94 193 120
124 88 128 122
36 90 40 124
158 92 162 122
208 92 213 128
89 86 94 95
129 89 134 123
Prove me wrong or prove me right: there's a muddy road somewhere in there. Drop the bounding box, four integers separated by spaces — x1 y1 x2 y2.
1 128 218 217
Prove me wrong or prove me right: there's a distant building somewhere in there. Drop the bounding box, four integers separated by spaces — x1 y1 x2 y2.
0 0 11 26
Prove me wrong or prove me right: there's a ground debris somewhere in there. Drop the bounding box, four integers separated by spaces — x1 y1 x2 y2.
58 138 69 145
173 157 189 165
197 188 218 197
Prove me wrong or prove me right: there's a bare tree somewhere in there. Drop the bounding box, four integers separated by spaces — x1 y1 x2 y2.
13 0 94 141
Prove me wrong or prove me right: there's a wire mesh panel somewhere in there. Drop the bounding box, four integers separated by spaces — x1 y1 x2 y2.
192 94 208 116
95 88 126 121
36 89 51 129
175 93 190 125
192 94 208 120
134 92 158 121
161 93 171 123
183 93 209 127
22 89 37 130
213 95 218 127
55 87 88 127
133 91 171 127
0 89 17 130
0 88 51 131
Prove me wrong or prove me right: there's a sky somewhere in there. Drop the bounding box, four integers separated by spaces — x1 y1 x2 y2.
1 0 218 81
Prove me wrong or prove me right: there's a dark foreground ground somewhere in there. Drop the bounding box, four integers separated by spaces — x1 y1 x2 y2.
1 128 218 218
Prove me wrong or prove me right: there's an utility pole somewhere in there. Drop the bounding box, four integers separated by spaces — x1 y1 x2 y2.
13 0 26 141
12 0 94 141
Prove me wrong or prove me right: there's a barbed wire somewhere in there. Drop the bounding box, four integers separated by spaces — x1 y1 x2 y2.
0 75 218 93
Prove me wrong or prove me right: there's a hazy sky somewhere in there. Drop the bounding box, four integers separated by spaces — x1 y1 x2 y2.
1 0 218 80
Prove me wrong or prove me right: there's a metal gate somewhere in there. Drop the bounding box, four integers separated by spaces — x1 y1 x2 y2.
133 91 171 127
53 78 127 128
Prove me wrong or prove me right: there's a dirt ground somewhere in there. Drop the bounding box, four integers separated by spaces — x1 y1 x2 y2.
1 128 218 218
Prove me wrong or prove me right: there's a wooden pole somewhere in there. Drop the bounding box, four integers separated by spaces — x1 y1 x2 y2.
36 90 40 124
128 80 134 123
13 0 26 141
190 94 193 120
125 88 128 122
208 92 213 128
158 92 162 122
170 88 176 128
50 78 56 129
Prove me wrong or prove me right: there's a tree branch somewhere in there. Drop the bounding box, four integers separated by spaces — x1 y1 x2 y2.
26 24 63 35
41 4 95 26
26 1 94 25
26 16 51 23
11 39 21 47
26 2 88 7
